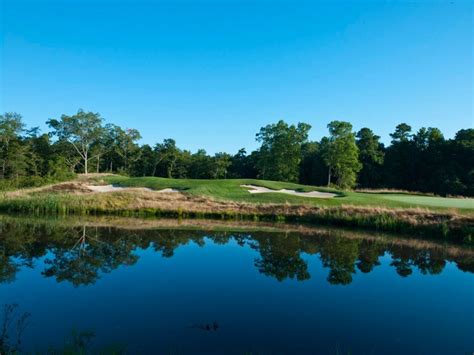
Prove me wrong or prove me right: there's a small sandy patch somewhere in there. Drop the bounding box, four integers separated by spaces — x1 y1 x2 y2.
87 185 130 193
87 185 178 193
154 188 180 193
241 184 336 198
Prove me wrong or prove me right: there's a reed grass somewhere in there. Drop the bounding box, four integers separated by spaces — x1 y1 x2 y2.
0 190 472 244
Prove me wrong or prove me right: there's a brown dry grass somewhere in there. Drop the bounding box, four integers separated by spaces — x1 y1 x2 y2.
17 185 473 227
93 190 470 226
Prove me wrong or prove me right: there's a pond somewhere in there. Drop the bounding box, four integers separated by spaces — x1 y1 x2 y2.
0 216 473 354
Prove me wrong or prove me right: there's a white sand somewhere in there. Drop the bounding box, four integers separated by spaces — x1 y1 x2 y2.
241 184 336 198
87 185 178 193
155 188 180 193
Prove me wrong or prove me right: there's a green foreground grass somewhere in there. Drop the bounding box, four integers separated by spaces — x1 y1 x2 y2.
104 176 474 212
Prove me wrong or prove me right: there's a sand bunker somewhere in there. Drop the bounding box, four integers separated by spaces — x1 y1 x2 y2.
87 185 178 193
241 185 336 198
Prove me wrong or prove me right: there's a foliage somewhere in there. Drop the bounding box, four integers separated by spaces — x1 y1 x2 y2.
321 121 361 189
356 128 384 188
47 109 104 174
1 110 473 196
255 120 311 182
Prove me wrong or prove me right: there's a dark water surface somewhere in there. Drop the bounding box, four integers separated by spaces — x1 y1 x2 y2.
0 217 473 354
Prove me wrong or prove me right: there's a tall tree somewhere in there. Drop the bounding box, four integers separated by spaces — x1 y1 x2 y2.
299 141 327 186
106 124 141 174
47 110 104 174
228 148 257 178
0 113 25 178
130 144 155 177
2 140 30 179
384 123 415 189
212 152 232 179
189 149 213 179
153 139 181 178
255 120 311 182
390 123 412 143
356 128 384 188
444 129 474 196
321 121 361 189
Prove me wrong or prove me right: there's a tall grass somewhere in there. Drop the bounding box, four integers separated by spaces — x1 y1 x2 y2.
0 192 471 244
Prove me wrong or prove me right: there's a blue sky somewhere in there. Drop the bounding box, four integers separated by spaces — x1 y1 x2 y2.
1 0 472 154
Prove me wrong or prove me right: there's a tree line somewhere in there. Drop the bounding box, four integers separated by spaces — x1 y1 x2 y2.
1 109 472 196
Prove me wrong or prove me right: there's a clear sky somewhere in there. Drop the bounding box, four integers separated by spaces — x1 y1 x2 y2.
1 0 472 154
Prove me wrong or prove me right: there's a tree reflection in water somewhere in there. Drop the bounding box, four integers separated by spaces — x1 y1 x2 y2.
0 218 472 287
42 226 139 286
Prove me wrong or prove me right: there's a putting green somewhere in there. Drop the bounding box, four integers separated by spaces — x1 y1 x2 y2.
379 194 474 209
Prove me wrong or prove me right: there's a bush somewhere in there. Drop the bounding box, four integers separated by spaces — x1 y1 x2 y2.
0 174 75 192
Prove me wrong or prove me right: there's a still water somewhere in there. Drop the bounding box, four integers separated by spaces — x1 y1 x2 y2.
0 217 473 354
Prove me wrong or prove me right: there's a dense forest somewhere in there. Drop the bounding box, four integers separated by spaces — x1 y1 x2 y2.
0 110 472 196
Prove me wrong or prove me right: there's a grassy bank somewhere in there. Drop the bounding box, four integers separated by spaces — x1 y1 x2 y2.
0 176 472 243
104 176 474 211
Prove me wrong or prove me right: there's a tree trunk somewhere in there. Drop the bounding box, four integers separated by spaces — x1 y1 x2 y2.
327 167 331 187
96 154 100 173
84 152 88 175
80 226 86 251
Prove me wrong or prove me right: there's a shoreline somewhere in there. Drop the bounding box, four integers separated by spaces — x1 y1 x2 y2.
1 189 472 244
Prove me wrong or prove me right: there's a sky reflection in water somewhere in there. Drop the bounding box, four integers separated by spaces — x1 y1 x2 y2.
0 218 473 354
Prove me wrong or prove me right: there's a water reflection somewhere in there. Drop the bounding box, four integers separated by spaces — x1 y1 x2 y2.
0 304 30 354
0 308 125 355
42 226 139 286
0 217 472 287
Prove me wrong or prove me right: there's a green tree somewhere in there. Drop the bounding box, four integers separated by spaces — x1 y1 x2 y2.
106 124 142 174
212 152 232 179
384 123 416 190
228 148 257 178
47 110 104 174
131 144 156 176
390 123 412 143
299 141 327 186
153 139 182 178
356 128 384 187
189 149 213 179
446 129 474 196
321 121 361 189
3 141 30 179
255 120 311 182
0 113 25 178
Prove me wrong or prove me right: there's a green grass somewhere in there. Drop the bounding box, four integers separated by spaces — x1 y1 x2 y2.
102 176 474 213
378 194 474 209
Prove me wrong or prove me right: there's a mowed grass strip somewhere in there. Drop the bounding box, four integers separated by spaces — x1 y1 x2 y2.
378 194 474 209
102 176 474 213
